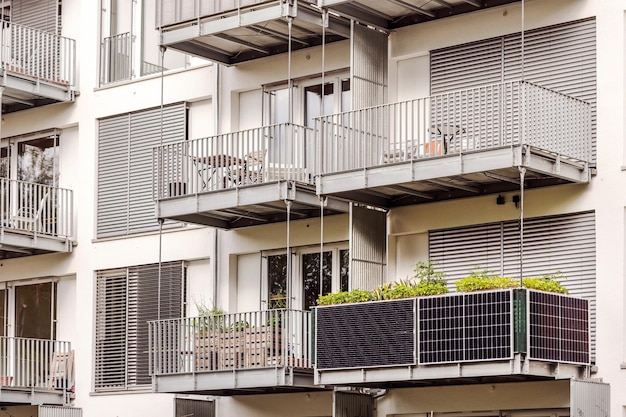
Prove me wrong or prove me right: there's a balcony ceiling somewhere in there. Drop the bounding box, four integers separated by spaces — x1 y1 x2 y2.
319 0 522 30
159 0 522 64
157 181 350 229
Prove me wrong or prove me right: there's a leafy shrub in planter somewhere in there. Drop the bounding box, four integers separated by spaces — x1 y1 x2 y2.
523 272 568 294
456 268 568 294
317 260 448 306
455 268 519 292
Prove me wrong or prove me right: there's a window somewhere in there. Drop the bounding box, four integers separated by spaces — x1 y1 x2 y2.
96 103 186 237
266 244 349 310
99 0 208 85
0 281 57 339
94 261 185 391
1 132 59 186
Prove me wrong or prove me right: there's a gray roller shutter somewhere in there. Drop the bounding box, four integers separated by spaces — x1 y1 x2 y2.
351 22 388 109
175 399 215 417
97 103 187 238
95 261 184 391
39 406 82 417
431 18 596 160
334 391 374 417
429 210 596 359
570 379 610 417
349 204 387 290
11 0 60 34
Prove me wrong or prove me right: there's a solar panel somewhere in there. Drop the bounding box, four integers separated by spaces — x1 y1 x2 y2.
419 290 513 364
315 299 416 369
528 290 590 364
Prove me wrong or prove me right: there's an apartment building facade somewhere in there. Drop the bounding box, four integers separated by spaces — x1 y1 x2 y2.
0 0 622 416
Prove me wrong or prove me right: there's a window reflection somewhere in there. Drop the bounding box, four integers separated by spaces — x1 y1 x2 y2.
268 254 287 309
302 251 332 310
15 283 55 339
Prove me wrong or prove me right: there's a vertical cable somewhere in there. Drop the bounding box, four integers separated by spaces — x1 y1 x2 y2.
521 0 525 81
287 17 293 124
157 45 166 320
519 167 526 287
286 200 292 309
320 197 324 305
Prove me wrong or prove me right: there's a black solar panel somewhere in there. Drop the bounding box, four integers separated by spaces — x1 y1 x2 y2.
528 290 590 364
419 291 513 364
315 299 416 369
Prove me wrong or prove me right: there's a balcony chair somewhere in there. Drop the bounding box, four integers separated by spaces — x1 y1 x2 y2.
12 190 51 233
225 149 266 187
49 349 74 391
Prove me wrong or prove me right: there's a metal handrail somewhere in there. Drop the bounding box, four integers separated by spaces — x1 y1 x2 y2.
149 309 313 375
0 21 76 87
153 123 315 200
315 80 592 174
100 32 132 85
0 178 73 239
0 336 73 391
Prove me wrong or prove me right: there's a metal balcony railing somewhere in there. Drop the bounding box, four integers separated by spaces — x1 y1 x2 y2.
153 123 315 199
0 337 73 392
149 309 313 376
0 178 73 239
100 32 131 85
316 81 592 174
156 0 284 28
0 22 76 87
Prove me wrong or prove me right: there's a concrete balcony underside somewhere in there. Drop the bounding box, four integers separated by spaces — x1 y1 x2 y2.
157 180 349 229
0 230 73 259
159 1 350 65
316 145 590 209
318 0 521 30
315 354 590 388
153 367 323 396
1 70 75 113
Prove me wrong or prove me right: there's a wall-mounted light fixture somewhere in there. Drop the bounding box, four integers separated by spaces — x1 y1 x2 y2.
496 195 505 205
512 195 520 208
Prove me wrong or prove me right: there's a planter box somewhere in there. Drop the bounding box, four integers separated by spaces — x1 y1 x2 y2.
315 289 590 371
194 326 282 370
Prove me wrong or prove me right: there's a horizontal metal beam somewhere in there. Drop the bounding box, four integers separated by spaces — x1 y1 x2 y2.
387 0 436 18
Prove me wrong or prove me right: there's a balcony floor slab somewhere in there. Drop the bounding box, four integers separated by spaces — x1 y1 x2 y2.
153 366 325 396
316 145 590 208
314 355 590 388
0 229 73 259
1 72 75 113
157 180 349 229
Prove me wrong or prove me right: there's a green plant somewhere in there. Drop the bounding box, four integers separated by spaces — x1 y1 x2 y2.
455 268 519 292
523 272 568 294
194 298 226 332
316 260 448 306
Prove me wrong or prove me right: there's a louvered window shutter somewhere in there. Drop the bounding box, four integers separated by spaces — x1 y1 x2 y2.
95 261 184 391
349 205 387 291
430 18 596 161
94 268 128 390
97 103 187 238
11 0 60 34
429 211 596 359
175 399 215 417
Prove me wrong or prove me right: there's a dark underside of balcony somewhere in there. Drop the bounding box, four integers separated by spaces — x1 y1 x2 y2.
1 71 75 113
157 180 349 229
158 0 521 65
0 230 73 259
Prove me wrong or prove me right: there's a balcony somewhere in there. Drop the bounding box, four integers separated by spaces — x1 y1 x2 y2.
149 309 322 395
318 0 521 30
315 289 591 387
0 337 74 405
0 22 77 113
316 81 592 208
153 123 348 229
0 179 74 259
155 0 350 65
